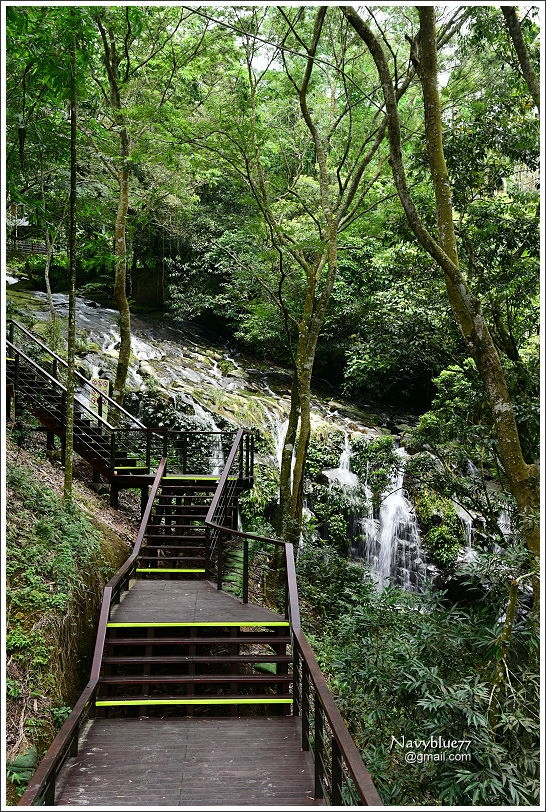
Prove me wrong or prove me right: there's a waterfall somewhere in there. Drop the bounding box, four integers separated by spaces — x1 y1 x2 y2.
355 449 427 591
324 433 359 490
192 401 225 475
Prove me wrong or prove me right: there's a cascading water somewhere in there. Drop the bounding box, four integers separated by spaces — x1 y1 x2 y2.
324 433 359 491
341 448 428 591
192 401 225 475
10 290 432 590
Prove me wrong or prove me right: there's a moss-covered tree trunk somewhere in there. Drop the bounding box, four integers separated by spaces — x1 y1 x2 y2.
112 129 131 407
95 13 132 409
343 6 539 612
63 16 77 503
501 7 540 112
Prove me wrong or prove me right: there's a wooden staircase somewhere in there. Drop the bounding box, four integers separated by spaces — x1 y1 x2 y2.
10 321 382 807
96 471 291 716
6 324 150 480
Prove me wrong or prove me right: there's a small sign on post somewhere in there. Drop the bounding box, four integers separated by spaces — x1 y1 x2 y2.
90 378 110 423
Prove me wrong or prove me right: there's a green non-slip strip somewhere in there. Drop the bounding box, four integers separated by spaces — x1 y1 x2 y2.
161 475 238 480
136 568 205 573
107 621 290 628
96 698 292 707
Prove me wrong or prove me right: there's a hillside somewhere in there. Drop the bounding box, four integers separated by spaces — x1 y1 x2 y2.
5 430 138 801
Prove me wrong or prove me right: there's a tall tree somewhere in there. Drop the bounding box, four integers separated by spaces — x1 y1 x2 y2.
342 7 539 609
501 6 540 111
90 7 190 406
63 9 78 502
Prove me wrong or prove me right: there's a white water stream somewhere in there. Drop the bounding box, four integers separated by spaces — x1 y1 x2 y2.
8 290 446 591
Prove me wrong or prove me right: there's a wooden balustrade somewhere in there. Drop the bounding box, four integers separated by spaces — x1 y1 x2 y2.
205 432 382 806
18 460 167 807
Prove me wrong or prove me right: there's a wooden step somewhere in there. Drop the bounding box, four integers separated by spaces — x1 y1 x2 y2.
104 635 291 647
137 558 206 566
101 654 291 665
144 534 205 541
99 674 292 685
95 695 293 707
140 544 205 551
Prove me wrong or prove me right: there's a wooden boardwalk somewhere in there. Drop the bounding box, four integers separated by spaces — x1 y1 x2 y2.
110 579 288 625
55 717 321 806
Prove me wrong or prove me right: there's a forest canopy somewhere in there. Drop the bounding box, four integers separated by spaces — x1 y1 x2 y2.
4 3 541 806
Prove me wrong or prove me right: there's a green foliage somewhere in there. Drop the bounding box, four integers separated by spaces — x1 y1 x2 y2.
239 463 279 532
351 434 399 503
304 429 344 479
413 488 463 568
296 542 539 805
6 747 39 797
308 485 358 555
6 463 106 675
296 542 375 622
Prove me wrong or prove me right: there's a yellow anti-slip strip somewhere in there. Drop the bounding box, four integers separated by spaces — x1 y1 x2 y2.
161 475 238 481
136 568 205 573
96 698 292 707
107 621 290 628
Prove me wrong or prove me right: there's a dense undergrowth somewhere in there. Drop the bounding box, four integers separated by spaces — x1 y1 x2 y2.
295 543 540 806
5 436 130 802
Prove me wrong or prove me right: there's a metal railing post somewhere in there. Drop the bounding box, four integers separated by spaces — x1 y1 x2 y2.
146 431 151 471
110 431 116 472
293 645 301 717
8 320 14 343
242 537 249 604
302 667 310 751
331 738 343 806
314 697 325 800
217 538 224 592
205 527 211 579
182 433 187 474
60 391 67 463
13 352 20 419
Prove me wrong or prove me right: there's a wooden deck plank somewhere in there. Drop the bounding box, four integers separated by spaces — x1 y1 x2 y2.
56 717 321 807
110 579 287 625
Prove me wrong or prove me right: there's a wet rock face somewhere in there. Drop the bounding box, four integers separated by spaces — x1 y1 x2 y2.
10 290 433 589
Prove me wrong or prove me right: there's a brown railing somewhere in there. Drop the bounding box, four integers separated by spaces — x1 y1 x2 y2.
112 427 240 478
7 322 245 479
8 319 146 432
18 459 167 807
7 239 48 254
205 432 382 805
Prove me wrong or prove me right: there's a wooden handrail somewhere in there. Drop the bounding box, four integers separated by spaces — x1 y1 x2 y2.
203 431 381 806
293 629 382 805
8 319 147 429
18 459 167 806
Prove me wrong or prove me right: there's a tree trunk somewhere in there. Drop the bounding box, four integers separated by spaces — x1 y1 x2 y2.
95 13 132 410
343 6 539 609
63 14 77 503
501 7 540 112
415 6 539 588
43 226 56 325
113 132 131 408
